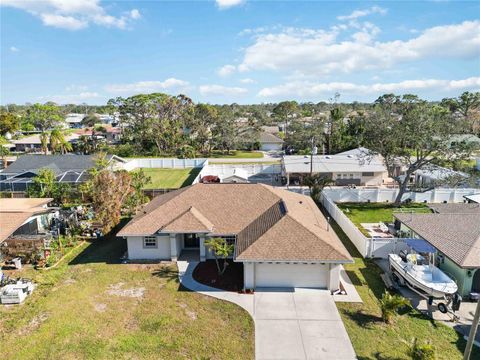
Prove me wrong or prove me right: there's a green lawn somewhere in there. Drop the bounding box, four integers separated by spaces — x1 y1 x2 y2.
337 202 431 235
139 168 201 189
0 224 254 360
208 150 264 159
328 217 479 360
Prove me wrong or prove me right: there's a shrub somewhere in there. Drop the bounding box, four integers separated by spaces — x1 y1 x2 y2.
379 290 410 324
409 338 436 360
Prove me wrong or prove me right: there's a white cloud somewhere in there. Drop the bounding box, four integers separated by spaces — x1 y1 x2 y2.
1 0 140 30
218 64 236 77
9 46 19 52
39 92 100 104
235 20 480 76
105 78 190 94
216 0 244 10
337 6 387 21
240 78 256 84
130 9 141 20
258 77 480 99
199 84 248 96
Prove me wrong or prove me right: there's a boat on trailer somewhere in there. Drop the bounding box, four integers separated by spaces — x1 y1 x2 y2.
388 238 458 299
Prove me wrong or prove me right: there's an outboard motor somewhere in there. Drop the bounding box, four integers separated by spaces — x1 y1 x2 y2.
452 293 462 312
399 250 408 262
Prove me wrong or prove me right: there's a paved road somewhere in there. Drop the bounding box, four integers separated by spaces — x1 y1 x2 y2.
254 288 356 360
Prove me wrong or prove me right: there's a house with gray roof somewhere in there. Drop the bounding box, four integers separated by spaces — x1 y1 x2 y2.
282 147 389 186
395 207 480 297
259 132 284 151
118 183 353 291
0 154 126 193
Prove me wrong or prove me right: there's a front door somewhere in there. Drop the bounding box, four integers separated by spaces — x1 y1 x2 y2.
184 233 200 248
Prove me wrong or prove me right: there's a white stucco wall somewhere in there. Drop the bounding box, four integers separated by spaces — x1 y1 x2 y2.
328 264 341 292
127 235 171 260
244 262 255 289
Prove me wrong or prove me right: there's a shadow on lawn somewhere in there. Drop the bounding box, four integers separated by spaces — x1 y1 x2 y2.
357 354 405 360
69 220 128 265
180 168 201 187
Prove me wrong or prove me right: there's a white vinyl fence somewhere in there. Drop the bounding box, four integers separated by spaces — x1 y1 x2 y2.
123 158 208 171
323 187 478 204
320 192 426 259
198 163 282 184
320 192 370 257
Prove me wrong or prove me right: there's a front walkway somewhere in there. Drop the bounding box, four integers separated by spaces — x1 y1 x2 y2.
177 260 357 359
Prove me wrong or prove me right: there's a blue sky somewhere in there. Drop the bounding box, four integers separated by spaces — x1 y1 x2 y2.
1 0 479 105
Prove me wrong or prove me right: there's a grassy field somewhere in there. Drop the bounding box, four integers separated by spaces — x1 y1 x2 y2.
139 168 201 189
208 150 264 159
337 202 431 235
329 218 479 360
0 225 254 360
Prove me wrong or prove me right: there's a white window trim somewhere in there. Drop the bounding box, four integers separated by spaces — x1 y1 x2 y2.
143 236 157 249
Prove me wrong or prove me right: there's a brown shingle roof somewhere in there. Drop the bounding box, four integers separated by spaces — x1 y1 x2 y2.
260 132 284 144
428 203 480 214
0 198 53 243
395 213 480 268
118 184 352 263
162 206 214 233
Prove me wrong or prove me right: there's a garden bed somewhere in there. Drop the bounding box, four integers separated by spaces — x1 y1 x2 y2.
192 260 244 292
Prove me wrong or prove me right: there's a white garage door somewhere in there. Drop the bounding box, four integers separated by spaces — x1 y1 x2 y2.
261 143 282 151
255 263 328 288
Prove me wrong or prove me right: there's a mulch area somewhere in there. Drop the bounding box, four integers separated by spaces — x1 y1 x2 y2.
192 260 244 292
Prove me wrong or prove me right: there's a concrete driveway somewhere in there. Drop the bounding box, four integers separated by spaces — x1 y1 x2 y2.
255 288 356 360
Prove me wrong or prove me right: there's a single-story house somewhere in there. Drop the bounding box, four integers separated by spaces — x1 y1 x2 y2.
395 204 480 297
65 113 86 129
0 198 54 245
11 133 81 153
118 183 353 291
0 154 126 193
414 165 468 188
282 147 389 186
260 132 284 152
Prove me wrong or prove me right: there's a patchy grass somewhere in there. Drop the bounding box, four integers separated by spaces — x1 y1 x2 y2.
337 202 431 235
327 216 478 360
0 225 254 360
139 168 201 189
208 150 264 159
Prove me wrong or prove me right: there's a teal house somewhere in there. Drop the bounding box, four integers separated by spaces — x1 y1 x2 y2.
395 203 480 298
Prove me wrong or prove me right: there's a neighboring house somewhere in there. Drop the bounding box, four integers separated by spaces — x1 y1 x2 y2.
395 203 480 298
11 133 81 153
118 183 353 291
222 168 249 183
282 147 389 186
0 154 126 192
260 132 284 151
65 113 86 129
74 125 122 144
0 198 54 245
414 165 468 188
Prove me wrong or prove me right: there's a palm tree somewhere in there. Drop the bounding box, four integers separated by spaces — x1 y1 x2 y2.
50 129 72 154
303 173 335 203
40 131 49 155
379 290 410 324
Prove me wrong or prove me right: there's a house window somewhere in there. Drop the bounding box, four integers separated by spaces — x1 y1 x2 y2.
362 172 374 177
143 236 157 248
349 174 354 178
219 235 236 246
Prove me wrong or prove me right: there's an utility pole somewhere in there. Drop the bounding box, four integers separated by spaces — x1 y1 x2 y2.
310 137 317 175
463 300 480 360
